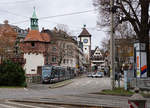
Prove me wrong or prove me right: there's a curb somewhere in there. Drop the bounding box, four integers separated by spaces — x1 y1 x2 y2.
49 80 73 89
10 99 120 108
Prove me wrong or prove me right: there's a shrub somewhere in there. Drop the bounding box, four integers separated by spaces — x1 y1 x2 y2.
0 60 26 86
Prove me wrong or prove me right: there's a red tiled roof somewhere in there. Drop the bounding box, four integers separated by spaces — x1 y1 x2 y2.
41 33 51 42
79 28 91 37
0 23 17 38
24 30 50 42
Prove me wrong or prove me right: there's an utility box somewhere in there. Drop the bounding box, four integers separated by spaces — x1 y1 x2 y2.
134 41 147 78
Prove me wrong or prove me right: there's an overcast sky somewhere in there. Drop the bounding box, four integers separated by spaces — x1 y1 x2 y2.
0 0 107 49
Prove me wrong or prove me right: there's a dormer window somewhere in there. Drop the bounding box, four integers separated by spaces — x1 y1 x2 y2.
31 42 35 47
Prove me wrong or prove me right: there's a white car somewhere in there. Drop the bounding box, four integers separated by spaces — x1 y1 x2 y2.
87 72 95 77
92 72 104 78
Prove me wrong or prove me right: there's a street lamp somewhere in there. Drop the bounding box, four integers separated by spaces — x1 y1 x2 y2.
110 0 118 90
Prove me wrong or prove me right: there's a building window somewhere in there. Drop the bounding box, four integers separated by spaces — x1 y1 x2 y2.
70 59 73 64
63 59 66 64
52 46 57 51
31 42 35 47
66 59 69 64
52 56 56 62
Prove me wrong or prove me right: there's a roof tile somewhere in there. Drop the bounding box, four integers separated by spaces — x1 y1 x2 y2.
24 30 50 42
79 28 91 37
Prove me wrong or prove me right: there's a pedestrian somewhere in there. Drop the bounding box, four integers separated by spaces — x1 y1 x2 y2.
115 72 121 88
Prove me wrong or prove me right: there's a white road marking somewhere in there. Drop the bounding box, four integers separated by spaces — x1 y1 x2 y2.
40 104 65 108
81 80 91 86
24 88 28 91
73 82 80 87
6 101 43 108
6 101 65 108
95 80 99 85
0 103 19 108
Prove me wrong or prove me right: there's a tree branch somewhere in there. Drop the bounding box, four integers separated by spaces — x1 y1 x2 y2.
122 0 140 26
119 1 140 35
119 17 129 23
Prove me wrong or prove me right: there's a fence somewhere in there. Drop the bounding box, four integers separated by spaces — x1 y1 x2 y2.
26 75 42 84
130 78 150 90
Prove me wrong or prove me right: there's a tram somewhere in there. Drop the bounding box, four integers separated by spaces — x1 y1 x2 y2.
42 65 75 83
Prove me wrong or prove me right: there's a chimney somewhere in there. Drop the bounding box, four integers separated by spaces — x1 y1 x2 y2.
27 28 30 32
42 27 45 31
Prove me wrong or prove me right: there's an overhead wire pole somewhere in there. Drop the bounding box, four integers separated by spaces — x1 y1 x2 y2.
110 0 115 89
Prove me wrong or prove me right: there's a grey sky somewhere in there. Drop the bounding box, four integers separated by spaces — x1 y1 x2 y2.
0 0 107 49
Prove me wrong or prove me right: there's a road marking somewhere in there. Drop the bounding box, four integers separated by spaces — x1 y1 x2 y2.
95 80 98 85
24 88 28 91
81 80 91 86
0 103 19 108
40 104 65 108
6 101 43 108
73 82 80 87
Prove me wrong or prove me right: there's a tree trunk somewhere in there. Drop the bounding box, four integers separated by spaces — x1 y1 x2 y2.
139 1 150 76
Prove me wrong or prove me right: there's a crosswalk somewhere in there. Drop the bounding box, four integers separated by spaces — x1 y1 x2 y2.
0 100 66 108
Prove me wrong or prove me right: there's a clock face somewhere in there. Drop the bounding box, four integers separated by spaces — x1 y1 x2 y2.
83 39 88 43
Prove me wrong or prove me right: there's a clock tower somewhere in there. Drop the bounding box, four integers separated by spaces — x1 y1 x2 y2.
78 25 91 62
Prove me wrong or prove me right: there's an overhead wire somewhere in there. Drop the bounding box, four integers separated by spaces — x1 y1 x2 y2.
0 9 29 18
0 0 34 5
11 9 97 24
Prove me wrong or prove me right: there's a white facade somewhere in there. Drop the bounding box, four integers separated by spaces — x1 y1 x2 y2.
93 47 102 56
24 53 44 74
91 46 104 68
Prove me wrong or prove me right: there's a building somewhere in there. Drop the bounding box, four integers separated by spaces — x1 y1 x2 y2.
21 8 51 76
91 46 104 71
78 25 92 71
0 20 17 62
115 38 134 67
20 8 87 76
41 28 86 72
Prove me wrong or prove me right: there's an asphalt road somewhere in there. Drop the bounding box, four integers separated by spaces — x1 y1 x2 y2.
0 76 113 99
0 76 134 108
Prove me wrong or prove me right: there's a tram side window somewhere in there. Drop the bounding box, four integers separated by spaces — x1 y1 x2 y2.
51 68 55 78
55 68 59 78
61 68 65 76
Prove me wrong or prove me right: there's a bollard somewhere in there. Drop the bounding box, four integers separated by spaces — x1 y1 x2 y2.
128 88 146 108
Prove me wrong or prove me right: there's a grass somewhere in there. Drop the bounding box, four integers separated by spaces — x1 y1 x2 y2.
97 88 150 98
99 88 134 96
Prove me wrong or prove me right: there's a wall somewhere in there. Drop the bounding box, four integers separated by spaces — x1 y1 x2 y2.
24 53 44 75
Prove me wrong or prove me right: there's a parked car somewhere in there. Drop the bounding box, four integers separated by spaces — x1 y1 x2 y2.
87 72 95 77
92 72 104 78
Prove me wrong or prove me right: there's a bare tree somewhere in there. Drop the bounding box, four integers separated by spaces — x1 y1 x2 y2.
101 36 110 51
57 41 66 66
93 0 150 75
56 24 72 36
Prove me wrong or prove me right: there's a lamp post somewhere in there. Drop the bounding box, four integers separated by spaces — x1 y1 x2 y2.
110 0 115 89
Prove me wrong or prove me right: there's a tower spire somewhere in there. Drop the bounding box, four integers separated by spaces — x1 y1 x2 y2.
32 6 37 19
30 7 39 30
